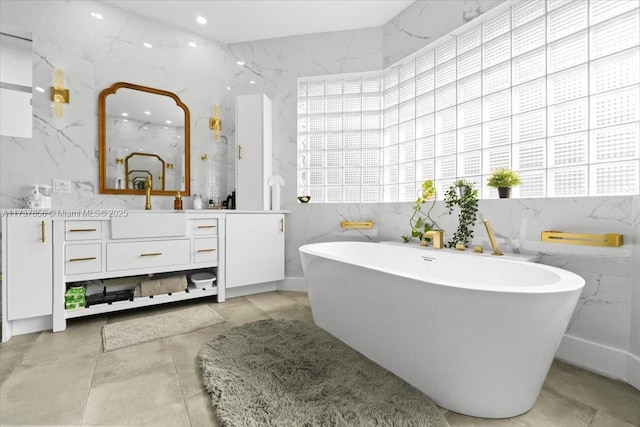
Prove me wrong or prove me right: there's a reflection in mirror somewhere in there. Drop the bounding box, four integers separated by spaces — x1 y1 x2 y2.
125 152 165 190
99 82 190 196
0 25 33 138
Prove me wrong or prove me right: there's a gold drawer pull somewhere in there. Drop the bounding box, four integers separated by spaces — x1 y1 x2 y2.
197 248 216 253
68 257 97 262
140 252 162 257
197 225 216 229
41 220 46 243
69 228 97 232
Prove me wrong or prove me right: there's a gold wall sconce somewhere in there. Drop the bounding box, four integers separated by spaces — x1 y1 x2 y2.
166 163 174 169
209 104 221 141
115 157 124 165
50 68 69 118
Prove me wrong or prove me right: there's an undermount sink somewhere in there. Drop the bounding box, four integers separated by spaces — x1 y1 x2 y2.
111 212 188 239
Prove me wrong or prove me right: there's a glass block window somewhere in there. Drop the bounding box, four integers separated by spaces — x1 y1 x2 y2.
297 0 640 202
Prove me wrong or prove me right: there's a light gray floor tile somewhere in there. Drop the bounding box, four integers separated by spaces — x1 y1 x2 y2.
244 291 299 313
544 360 640 425
589 410 639 427
511 388 596 426
214 298 269 325
184 391 221 427
267 303 314 323
0 352 96 426
22 316 104 362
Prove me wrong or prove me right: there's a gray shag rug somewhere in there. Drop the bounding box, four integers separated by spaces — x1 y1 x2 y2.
199 319 449 427
102 305 224 352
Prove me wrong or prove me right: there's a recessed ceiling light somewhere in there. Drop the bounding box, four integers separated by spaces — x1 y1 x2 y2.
164 126 169 130
249 80 256 85
227 86 231 91
123 119 129 122
236 61 245 66
91 12 103 20
124 148 129 152
143 42 153 48
35 86 45 93
196 16 207 24
188 42 197 48
166 120 172 124
122 112 128 117
139 148 144 151
143 127 148 130
144 111 151 115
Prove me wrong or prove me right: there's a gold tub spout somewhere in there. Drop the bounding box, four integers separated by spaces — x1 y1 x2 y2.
145 177 152 210
422 229 444 249
483 219 503 256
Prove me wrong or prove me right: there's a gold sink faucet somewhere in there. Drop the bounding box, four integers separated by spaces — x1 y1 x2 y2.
144 177 152 210
483 219 503 256
421 229 444 249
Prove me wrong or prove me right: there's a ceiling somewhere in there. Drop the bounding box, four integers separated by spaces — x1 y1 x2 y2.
100 0 414 44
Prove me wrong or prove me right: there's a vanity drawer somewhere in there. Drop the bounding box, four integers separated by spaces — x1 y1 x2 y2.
193 219 218 236
65 244 102 275
106 239 190 272
65 221 102 241
194 238 218 264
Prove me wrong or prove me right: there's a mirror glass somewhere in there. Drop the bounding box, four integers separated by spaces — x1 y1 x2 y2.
0 26 33 138
99 82 190 195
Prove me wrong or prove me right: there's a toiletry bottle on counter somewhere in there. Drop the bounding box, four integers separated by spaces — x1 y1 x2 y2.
174 192 183 210
192 193 203 210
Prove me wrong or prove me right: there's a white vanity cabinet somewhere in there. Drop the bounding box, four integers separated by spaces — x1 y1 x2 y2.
2 215 53 321
225 213 285 288
235 93 272 210
1 210 287 341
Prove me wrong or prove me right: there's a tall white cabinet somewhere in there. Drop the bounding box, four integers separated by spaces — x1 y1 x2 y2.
235 94 272 210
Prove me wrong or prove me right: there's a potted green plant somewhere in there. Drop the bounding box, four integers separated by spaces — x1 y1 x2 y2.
401 180 439 244
487 168 521 198
444 179 478 248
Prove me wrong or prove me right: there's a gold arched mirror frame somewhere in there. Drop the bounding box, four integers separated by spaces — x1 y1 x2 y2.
98 82 190 196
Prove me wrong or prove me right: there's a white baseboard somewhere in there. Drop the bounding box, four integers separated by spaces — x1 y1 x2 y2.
556 334 632 385
277 277 307 292
627 353 640 390
225 282 277 299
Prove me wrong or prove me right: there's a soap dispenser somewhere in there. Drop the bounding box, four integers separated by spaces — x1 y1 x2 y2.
174 192 183 210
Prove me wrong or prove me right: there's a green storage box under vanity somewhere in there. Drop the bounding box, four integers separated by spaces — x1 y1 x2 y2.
65 286 86 310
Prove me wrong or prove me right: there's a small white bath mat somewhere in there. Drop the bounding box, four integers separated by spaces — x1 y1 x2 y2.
102 305 224 352
199 319 449 426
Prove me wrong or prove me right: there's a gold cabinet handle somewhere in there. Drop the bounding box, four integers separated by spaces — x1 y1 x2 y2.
140 252 162 257
197 248 216 252
238 144 243 159
41 220 46 243
69 228 97 232
280 217 284 233
197 225 216 229
68 257 97 262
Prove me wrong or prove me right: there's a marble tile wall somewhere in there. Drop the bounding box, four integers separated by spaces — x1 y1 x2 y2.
0 0 230 211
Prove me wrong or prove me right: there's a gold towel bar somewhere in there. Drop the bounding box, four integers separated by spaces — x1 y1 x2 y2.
541 231 623 247
340 221 374 229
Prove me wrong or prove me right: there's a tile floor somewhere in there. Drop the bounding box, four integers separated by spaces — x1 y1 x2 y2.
0 291 638 426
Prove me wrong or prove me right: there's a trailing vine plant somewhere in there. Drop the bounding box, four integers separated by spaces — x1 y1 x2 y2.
401 180 439 243
443 179 478 248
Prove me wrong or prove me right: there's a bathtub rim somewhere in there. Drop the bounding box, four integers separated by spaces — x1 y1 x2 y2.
299 241 585 295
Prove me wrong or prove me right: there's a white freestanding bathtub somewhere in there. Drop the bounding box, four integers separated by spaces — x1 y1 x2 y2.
299 241 585 419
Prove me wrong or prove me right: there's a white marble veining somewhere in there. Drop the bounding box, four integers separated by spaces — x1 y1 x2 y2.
0 0 230 211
